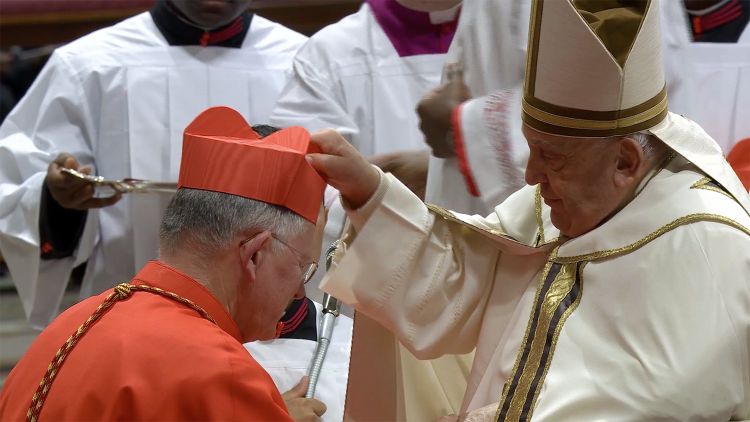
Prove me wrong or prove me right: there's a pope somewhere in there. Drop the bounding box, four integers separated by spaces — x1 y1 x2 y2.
307 0 750 420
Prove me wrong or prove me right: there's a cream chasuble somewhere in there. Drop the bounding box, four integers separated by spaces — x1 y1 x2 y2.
323 154 750 421
324 0 750 420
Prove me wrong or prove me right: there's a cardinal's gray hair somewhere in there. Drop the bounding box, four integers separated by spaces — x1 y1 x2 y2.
158 188 307 260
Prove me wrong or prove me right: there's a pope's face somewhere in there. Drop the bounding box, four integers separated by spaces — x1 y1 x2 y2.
235 225 313 342
168 0 252 29
395 0 462 12
522 124 634 238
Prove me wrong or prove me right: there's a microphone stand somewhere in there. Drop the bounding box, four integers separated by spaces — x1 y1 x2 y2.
305 240 342 399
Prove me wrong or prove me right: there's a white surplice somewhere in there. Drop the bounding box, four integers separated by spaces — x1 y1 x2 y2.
322 152 750 420
424 0 532 216
269 2 450 157
245 301 353 422
0 12 306 328
660 1 750 154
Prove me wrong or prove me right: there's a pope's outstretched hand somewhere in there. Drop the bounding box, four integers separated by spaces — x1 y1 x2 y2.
307 129 381 209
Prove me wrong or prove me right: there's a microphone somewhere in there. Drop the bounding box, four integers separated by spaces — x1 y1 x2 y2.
305 240 342 399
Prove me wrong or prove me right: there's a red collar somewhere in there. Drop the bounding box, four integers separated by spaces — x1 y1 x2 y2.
200 16 244 46
692 0 744 36
131 261 243 343
280 297 309 335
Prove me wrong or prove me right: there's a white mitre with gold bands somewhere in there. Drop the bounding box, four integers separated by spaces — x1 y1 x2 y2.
522 0 666 137
522 0 750 213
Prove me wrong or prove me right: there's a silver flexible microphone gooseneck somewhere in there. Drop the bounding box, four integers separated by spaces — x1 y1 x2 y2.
305 240 342 399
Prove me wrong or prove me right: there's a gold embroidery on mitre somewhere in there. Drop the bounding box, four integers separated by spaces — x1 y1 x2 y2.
524 0 545 95
522 0 668 138
551 214 750 264
521 93 667 133
494 258 584 422
573 0 650 67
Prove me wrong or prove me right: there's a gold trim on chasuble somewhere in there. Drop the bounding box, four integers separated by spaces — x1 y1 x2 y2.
534 186 568 247
430 178 750 420
494 258 586 422
534 186 545 246
426 204 523 243
690 177 735 201
551 214 750 264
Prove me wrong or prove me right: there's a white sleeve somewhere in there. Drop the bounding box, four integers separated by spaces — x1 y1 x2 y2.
269 51 360 147
320 174 507 359
452 89 529 212
0 51 100 328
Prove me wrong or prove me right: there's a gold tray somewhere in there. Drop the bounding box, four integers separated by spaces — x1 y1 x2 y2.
60 168 177 195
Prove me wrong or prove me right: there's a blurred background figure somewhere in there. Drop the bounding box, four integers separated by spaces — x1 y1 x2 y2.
0 46 55 122
662 0 749 186
271 0 461 158
0 45 55 283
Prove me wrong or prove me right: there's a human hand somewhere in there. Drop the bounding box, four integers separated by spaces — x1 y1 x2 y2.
281 376 327 422
417 63 471 159
456 402 500 422
307 129 381 209
369 150 429 201
45 153 122 210
434 414 459 422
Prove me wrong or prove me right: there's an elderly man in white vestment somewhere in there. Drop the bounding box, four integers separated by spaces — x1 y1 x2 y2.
305 0 750 420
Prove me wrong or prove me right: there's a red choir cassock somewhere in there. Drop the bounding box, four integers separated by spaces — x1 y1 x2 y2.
0 107 326 421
